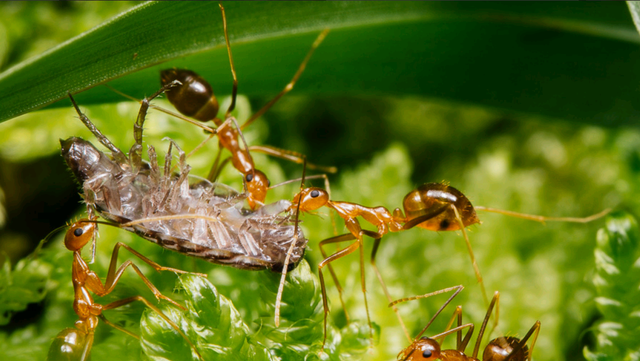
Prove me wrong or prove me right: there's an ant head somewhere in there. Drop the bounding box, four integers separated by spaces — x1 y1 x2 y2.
293 187 329 212
246 170 270 209
398 337 441 361
483 336 527 361
64 219 96 252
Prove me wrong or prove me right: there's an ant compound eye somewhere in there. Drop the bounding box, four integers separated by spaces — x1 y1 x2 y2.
310 190 320 198
267 180 271 187
246 173 254 182
422 349 432 358
74 228 84 237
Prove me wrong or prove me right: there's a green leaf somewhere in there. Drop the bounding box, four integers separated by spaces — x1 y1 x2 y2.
1 2 640 125
0 254 51 325
584 213 640 361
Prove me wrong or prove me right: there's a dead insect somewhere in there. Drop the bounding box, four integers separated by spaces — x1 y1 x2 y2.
62 86 307 273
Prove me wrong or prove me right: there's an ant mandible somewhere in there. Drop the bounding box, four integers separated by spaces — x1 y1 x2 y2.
285 182 606 346
392 286 541 361
47 218 204 360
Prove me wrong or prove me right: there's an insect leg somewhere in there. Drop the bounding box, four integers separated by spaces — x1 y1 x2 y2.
474 206 611 224
130 81 182 171
68 92 128 164
318 236 363 348
241 28 330 130
451 204 488 305
369 234 411 342
249 145 337 173
102 295 203 361
471 291 500 359
390 285 464 340
318 233 354 324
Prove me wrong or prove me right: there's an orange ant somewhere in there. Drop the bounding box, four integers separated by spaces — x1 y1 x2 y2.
391 286 541 361
105 3 334 210
284 182 608 346
46 218 204 360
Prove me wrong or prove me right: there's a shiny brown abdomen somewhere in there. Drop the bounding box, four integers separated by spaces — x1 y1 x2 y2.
403 183 479 231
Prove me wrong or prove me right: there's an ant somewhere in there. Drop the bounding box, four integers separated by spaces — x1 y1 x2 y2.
285 182 607 346
391 286 541 361
47 218 204 360
106 3 334 210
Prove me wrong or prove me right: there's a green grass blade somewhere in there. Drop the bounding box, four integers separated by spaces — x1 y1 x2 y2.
0 2 639 125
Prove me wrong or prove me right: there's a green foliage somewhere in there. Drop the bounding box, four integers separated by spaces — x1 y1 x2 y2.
0 254 51 325
584 213 640 361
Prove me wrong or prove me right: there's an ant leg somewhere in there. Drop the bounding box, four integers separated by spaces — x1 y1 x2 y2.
219 3 238 119
521 321 541 361
474 206 611 224
98 314 140 340
370 236 411 342
248 145 337 173
105 242 207 278
241 28 330 130
91 259 185 310
102 295 203 361
390 285 464 340
86 242 204 308
451 204 488 305
317 236 363 348
318 234 355 324
471 291 500 359
68 93 128 165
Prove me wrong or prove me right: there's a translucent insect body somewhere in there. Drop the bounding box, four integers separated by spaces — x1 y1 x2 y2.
61 90 307 273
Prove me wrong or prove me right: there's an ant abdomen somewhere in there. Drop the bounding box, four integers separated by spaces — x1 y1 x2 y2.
48 327 90 361
160 69 219 122
483 336 529 361
403 183 479 231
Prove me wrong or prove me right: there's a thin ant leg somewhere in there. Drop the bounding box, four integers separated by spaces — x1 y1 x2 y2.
68 92 128 164
249 145 338 173
357 231 374 344
370 236 412 342
102 295 202 360
451 204 488 305
241 28 330 130
471 291 500 359
475 206 611 224
219 3 238 118
318 237 362 347
390 285 464 340
518 321 541 361
98 314 139 340
318 233 354 324
85 242 204 310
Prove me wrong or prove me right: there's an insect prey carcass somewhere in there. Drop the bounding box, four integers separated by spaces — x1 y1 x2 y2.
61 90 307 273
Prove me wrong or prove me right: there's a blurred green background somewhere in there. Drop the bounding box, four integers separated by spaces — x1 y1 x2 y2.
0 2 639 360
